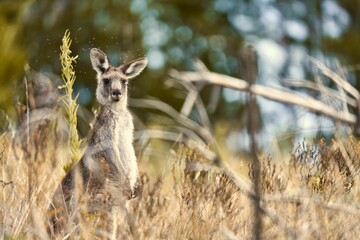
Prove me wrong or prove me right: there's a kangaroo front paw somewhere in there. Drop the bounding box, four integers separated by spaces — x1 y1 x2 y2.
131 182 141 199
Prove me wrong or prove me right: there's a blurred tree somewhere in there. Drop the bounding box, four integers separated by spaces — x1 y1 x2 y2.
325 0 360 82
0 0 30 118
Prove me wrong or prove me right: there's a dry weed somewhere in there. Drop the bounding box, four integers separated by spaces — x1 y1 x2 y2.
2 130 360 239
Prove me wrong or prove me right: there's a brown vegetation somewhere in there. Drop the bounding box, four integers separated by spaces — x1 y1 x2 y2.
1 133 360 239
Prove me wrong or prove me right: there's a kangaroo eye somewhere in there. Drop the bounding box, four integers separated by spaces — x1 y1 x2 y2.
103 78 110 85
121 79 128 85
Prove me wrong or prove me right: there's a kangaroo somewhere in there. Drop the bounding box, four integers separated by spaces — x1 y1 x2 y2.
49 48 147 234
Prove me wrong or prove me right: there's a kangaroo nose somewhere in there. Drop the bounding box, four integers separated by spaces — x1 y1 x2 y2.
112 90 121 97
111 90 121 101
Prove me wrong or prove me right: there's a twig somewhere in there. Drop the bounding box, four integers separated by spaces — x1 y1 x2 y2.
129 98 216 156
264 193 360 215
332 131 357 177
283 78 357 107
169 69 248 90
180 84 201 117
192 59 219 133
135 127 206 146
221 226 239 240
335 62 351 114
24 75 34 204
187 161 297 240
170 61 222 163
170 70 357 125
178 58 208 117
135 129 183 144
309 56 360 101
0 179 13 187
24 76 30 145
259 202 297 240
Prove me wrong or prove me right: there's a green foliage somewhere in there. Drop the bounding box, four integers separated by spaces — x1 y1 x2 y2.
59 29 84 171
0 0 30 118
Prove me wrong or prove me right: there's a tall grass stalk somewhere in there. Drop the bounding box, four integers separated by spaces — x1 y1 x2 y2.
59 29 83 171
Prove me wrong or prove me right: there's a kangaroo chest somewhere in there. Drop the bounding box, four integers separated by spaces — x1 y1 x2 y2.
90 108 134 151
112 115 133 148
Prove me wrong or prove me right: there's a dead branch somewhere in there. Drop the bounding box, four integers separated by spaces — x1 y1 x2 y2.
0 179 13 187
169 70 357 125
129 98 217 160
283 78 357 108
309 57 360 101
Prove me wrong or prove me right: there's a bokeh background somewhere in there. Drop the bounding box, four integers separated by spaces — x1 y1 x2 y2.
1 0 360 157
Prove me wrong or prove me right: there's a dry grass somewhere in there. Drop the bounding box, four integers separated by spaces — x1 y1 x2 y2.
1 130 360 239
1 32 360 239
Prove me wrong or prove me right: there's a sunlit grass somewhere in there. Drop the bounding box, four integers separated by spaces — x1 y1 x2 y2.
58 29 84 171
1 30 360 239
2 116 360 239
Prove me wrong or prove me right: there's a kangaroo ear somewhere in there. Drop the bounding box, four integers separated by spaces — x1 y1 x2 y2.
90 48 110 73
119 58 148 79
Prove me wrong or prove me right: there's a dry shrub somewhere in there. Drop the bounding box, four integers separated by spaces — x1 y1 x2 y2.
2 133 360 239
126 146 251 240
247 138 360 239
292 139 355 196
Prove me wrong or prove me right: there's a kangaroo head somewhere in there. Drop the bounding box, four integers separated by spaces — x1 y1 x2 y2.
90 48 148 107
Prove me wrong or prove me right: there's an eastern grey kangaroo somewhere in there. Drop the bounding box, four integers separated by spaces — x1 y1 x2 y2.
49 48 147 233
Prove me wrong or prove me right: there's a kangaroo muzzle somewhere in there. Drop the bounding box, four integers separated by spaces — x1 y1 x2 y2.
111 89 121 101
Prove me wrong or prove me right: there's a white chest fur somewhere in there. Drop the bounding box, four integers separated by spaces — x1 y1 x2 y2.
111 110 138 188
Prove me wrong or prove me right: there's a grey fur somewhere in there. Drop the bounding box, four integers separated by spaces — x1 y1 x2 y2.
49 48 147 234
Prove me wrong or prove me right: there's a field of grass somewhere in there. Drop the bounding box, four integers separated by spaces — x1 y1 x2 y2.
1 31 360 239
1 130 360 239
